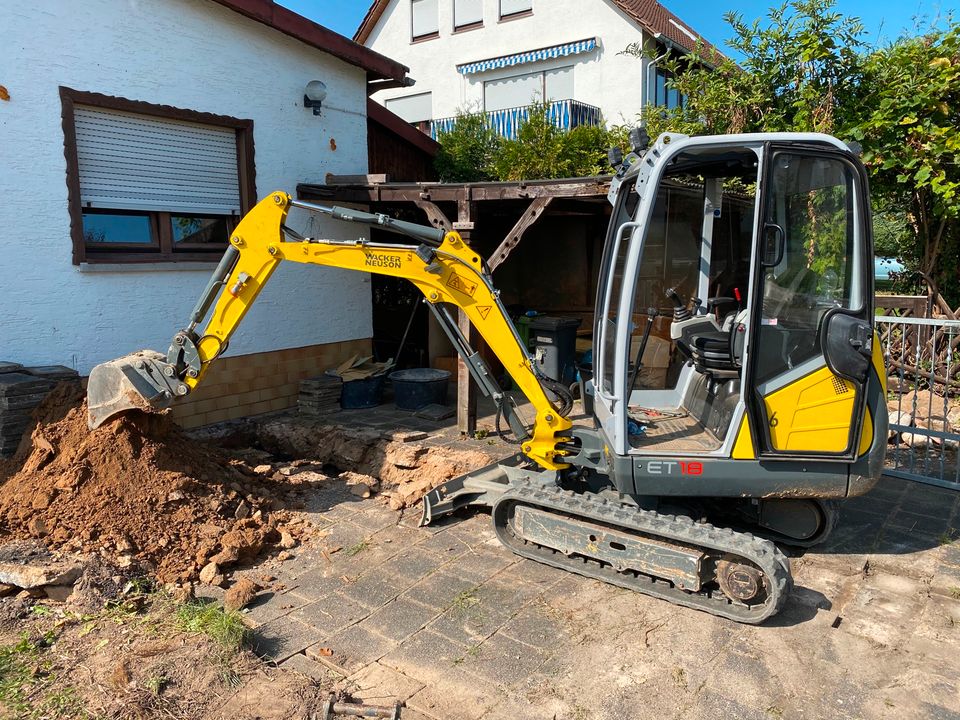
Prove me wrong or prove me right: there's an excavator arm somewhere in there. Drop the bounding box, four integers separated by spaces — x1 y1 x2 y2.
87 192 573 471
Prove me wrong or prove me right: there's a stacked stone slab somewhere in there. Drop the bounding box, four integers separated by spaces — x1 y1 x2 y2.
0 364 80 456
298 375 341 416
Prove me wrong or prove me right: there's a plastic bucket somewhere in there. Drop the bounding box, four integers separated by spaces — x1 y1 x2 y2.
389 368 451 410
338 374 385 409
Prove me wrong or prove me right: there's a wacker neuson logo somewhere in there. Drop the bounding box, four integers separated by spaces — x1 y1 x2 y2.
364 254 401 269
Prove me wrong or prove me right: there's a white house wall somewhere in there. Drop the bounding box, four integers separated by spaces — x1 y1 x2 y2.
0 0 374 374
366 0 653 126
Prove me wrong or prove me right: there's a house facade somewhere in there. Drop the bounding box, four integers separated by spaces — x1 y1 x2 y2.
355 0 717 137
0 0 411 427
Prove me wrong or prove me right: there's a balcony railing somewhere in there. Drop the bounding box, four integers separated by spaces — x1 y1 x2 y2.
429 99 603 141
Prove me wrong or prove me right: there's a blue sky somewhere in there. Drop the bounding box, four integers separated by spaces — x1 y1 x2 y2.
280 0 957 53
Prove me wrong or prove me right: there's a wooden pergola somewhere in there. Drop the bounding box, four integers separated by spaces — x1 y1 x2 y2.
297 175 612 434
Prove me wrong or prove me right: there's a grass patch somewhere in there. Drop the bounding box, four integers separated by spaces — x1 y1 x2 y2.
174 601 250 653
940 530 958 545
0 633 87 719
451 588 480 613
345 541 370 557
949 587 960 600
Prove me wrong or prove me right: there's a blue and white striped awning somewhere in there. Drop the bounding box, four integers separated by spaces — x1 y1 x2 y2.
457 38 598 75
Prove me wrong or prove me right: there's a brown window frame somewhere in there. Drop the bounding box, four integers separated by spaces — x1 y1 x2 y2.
60 86 256 265
499 0 533 21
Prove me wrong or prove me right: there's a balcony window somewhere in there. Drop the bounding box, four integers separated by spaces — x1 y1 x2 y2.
484 66 573 112
500 0 532 19
454 0 483 29
411 0 439 40
385 92 433 124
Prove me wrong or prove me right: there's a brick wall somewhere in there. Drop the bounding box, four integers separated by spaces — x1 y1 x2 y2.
171 339 371 429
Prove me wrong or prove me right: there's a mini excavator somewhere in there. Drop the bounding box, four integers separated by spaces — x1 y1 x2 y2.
87 132 888 623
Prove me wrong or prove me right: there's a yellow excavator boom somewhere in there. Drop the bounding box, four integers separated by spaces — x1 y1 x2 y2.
87 192 573 471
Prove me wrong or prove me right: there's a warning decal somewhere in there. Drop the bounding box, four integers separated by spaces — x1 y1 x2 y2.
477 305 492 320
446 273 477 298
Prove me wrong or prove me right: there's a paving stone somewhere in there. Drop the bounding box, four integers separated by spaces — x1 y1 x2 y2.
944 542 960 567
380 629 468 678
289 591 371 638
352 504 403 533
405 673 500 720
454 632 548 689
426 600 510 647
839 583 925 647
444 547 515 584
253 615 324 663
280 651 344 682
402 568 478 611
242 589 311 628
494 557 566 588
496 603 569 650
322 520 373 552
308 622 398 675
689 690 774 720
375 547 450 586
339 572 403 610
888 510 952 537
287 566 347 601
361 597 442 642
347 661 425 703
415 529 472 557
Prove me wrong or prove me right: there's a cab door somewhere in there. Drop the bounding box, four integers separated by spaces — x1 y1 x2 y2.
745 146 874 460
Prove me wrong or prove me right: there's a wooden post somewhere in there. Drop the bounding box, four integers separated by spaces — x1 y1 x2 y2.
455 194 478 436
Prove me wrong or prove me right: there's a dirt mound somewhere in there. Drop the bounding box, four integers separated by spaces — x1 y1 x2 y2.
0 397 297 583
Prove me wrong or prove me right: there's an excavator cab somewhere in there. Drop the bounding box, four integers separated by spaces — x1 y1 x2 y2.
592 133 886 541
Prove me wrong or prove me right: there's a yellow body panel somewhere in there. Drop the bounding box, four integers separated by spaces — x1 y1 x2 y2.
764 367 856 453
731 416 756 459
857 332 886 456
185 192 571 471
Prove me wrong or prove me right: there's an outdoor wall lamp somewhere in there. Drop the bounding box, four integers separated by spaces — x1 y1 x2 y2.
303 80 327 115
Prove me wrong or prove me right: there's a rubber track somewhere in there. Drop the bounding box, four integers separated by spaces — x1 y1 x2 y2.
492 480 792 624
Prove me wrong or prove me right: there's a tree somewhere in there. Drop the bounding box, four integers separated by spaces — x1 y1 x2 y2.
849 25 960 305
630 0 866 137
627 0 960 306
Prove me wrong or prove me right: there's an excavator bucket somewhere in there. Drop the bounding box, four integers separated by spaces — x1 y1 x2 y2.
86 350 180 429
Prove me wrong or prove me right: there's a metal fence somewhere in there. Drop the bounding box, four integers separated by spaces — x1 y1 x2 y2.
876 314 960 489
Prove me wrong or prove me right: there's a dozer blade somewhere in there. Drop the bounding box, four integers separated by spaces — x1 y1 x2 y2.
86 350 183 429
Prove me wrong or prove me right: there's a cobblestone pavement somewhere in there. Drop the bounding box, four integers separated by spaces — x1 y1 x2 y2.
230 470 960 720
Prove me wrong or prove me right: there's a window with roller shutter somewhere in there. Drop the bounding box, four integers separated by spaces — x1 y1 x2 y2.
60 87 255 265
411 0 439 40
454 0 483 30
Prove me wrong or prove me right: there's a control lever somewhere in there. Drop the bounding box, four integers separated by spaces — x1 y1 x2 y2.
628 308 659 394
666 288 690 322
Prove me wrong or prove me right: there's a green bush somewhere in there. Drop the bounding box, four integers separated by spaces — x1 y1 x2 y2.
434 101 627 182
434 109 502 183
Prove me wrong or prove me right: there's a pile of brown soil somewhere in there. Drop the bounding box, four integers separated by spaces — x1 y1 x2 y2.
0 387 301 583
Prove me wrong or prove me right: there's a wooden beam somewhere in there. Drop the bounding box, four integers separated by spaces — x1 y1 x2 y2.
297 176 611 205
412 199 452 232
325 173 389 185
488 196 553 272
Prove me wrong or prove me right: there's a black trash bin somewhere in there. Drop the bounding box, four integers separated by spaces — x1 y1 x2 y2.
528 316 582 384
